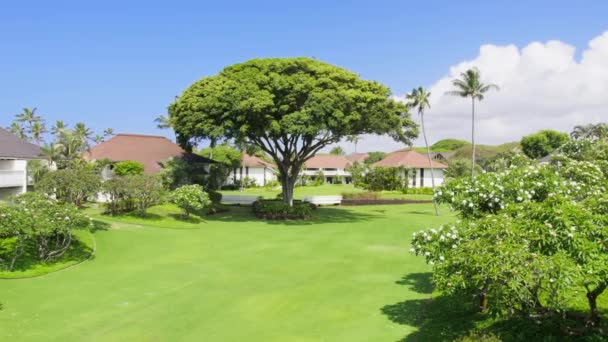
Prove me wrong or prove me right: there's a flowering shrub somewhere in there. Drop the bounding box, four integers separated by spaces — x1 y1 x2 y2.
414 138 608 328
170 185 211 218
0 192 91 271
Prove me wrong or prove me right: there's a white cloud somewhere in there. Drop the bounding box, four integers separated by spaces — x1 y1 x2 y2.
336 31 608 153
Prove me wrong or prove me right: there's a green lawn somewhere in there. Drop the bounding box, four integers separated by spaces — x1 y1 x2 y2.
220 184 433 200
0 203 454 341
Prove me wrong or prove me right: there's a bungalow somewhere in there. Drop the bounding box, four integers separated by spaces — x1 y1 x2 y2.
0 128 43 199
84 133 216 179
373 150 447 188
230 154 277 186
303 155 352 184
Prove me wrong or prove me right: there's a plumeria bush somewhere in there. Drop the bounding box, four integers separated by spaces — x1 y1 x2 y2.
0 192 92 271
170 185 211 218
414 138 608 331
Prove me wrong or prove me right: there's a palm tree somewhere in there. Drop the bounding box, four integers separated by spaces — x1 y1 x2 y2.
329 146 345 156
571 124 593 139
93 135 104 144
346 135 361 153
15 107 41 129
51 120 68 136
155 115 172 129
9 122 27 140
406 86 439 216
30 120 47 145
446 68 499 178
40 143 64 165
103 128 115 138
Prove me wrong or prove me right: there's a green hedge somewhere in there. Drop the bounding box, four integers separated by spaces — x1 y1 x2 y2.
252 200 314 220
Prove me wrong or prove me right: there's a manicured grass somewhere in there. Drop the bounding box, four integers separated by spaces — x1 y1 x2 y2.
220 183 433 201
0 230 95 279
0 203 455 341
86 204 205 230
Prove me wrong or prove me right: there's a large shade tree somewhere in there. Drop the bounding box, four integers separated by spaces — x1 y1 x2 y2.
446 68 498 178
169 58 418 205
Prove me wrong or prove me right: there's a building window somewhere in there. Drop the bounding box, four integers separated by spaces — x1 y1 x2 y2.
323 168 337 171
420 168 424 187
246 166 249 176
305 168 319 171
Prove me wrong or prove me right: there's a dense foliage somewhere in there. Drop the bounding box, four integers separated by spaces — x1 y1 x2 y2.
37 166 102 206
170 185 211 218
0 193 91 271
112 160 144 176
444 158 483 179
430 139 470 151
252 200 314 220
198 144 242 190
414 138 608 332
520 129 569 159
363 151 387 165
160 157 209 190
362 166 410 192
169 57 417 206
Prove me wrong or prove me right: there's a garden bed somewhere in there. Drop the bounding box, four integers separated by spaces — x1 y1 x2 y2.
341 198 432 206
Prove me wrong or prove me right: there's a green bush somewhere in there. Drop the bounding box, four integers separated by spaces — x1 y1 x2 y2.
361 166 409 192
252 200 314 220
0 193 91 271
207 190 222 203
125 174 165 216
407 187 435 195
454 331 501 342
264 180 280 189
112 160 144 176
311 171 325 186
37 166 101 206
170 185 211 218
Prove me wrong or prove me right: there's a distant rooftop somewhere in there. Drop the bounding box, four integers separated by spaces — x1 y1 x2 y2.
0 128 43 159
84 133 215 173
374 150 448 169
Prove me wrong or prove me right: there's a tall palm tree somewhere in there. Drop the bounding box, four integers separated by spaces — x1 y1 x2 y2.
346 135 361 153
103 128 115 138
15 107 41 129
406 86 439 216
93 135 104 144
30 120 47 145
446 68 499 178
155 115 172 129
9 122 27 140
51 120 68 136
40 143 64 165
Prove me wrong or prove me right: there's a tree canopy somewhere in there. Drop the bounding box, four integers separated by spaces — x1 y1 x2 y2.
520 129 569 159
169 57 417 205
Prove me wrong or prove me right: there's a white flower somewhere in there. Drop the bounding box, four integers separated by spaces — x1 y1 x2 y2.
439 255 445 261
452 244 457 249
424 251 431 256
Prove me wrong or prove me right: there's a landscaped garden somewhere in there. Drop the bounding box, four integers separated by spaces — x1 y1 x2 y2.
0 203 459 341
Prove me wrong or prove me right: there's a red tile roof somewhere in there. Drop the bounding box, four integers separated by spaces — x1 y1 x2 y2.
373 150 448 169
305 154 352 169
347 153 369 163
84 133 215 173
242 154 275 168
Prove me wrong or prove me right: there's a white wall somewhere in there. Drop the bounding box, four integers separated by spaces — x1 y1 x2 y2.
231 166 276 186
0 159 28 200
409 168 445 188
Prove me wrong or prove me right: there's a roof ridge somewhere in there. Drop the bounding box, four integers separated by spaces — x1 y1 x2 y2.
115 133 170 139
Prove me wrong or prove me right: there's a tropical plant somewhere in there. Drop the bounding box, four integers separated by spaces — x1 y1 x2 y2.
329 146 345 156
407 86 439 215
154 115 172 129
346 135 361 153
37 165 102 206
112 160 145 176
444 158 482 179
170 185 211 218
363 151 387 165
446 68 499 178
570 123 607 140
361 166 410 192
169 57 418 206
124 174 165 216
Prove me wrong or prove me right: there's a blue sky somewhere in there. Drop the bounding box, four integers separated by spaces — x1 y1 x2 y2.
1 0 607 149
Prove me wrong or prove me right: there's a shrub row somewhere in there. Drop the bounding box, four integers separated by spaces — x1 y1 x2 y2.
252 200 314 220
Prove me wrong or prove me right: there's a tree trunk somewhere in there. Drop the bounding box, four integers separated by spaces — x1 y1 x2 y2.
421 113 439 216
279 172 295 206
471 97 476 179
586 283 607 327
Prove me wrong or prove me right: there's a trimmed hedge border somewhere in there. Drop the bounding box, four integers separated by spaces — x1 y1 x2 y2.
341 199 432 206
252 200 315 220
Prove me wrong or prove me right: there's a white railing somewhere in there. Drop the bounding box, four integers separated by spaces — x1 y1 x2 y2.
0 170 25 188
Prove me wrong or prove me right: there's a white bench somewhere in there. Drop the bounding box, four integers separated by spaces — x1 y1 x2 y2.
302 195 343 206
221 195 259 205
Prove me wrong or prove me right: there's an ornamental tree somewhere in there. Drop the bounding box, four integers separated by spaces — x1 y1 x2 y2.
520 129 569 159
169 58 417 205
170 185 211 218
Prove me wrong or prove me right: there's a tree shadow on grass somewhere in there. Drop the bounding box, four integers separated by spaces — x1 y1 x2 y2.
91 220 110 232
382 273 608 341
167 213 203 224
6 237 94 273
204 206 382 226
